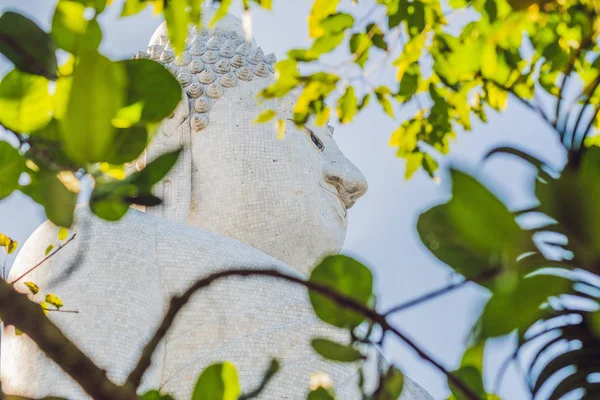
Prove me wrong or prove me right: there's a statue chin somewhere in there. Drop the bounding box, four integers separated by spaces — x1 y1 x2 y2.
0 8 433 400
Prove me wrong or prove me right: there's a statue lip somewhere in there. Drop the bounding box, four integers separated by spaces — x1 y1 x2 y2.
319 182 348 221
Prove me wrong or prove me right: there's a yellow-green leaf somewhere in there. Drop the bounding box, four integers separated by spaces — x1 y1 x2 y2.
254 109 276 124
45 244 54 255
58 227 68 241
192 362 241 400
0 70 52 133
45 293 64 309
337 86 358 124
0 141 25 200
24 282 39 295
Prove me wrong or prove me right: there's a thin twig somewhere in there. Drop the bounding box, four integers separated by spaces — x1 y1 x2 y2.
10 234 77 285
384 279 470 315
125 268 483 400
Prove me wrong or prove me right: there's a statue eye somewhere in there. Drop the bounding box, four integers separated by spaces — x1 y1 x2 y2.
305 127 324 151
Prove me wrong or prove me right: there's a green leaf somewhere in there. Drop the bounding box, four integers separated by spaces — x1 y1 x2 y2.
311 338 364 362
0 70 52 133
349 33 371 69
192 362 241 400
374 87 394 118
319 13 354 36
448 367 486 400
309 255 373 328
0 141 25 200
373 366 404 400
23 172 77 227
358 93 370 111
120 59 181 123
121 0 151 17
254 109 277 124
45 293 64 309
481 273 571 338
366 23 388 51
45 244 54 255
307 387 335 400
90 150 180 221
211 0 232 26
60 51 127 164
52 1 102 55
337 86 358 124
24 282 39 295
58 227 68 241
104 125 148 165
140 390 175 400
308 0 340 38
164 0 190 54
0 12 57 79
417 169 530 287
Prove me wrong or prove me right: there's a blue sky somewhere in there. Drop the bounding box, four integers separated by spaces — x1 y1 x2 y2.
0 1 571 398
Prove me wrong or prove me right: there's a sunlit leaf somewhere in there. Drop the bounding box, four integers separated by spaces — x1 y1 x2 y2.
0 69 52 133
164 0 190 54
45 293 64 309
45 244 54 255
308 0 340 38
24 282 39 295
60 51 127 164
254 109 276 124
349 33 371 69
58 227 68 241
337 86 357 124
0 12 57 79
192 362 241 400
52 1 102 55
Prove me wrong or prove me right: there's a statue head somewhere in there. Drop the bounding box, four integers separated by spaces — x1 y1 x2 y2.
135 9 368 274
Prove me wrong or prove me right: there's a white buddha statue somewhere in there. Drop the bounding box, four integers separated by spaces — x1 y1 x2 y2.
1 10 432 400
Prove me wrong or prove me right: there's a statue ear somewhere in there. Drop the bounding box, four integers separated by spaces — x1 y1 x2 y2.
160 90 190 136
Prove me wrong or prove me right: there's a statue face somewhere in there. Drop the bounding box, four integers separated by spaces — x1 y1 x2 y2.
186 79 368 274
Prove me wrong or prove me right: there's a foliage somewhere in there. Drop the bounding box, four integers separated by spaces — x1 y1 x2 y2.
1 0 600 399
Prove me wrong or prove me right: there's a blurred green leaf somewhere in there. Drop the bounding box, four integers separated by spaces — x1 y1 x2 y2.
308 0 340 38
309 255 373 328
337 86 357 124
0 141 25 200
307 387 335 400
0 69 52 133
164 0 189 54
349 33 371 69
60 51 127 164
417 169 531 287
27 172 77 227
481 273 571 338
0 12 57 79
104 126 148 165
192 362 241 400
374 87 394 118
373 366 404 400
448 367 487 400
254 109 276 124
58 227 68 241
52 1 102 55
311 338 363 362
140 390 175 400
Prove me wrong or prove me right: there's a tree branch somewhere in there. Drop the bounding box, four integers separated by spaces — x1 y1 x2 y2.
0 279 136 400
125 268 483 400
10 234 77 284
384 279 470 315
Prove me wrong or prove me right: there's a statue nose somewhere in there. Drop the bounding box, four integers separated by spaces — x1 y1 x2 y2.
323 157 368 209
